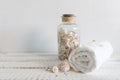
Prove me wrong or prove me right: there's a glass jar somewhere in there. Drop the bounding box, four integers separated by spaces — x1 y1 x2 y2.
58 14 80 60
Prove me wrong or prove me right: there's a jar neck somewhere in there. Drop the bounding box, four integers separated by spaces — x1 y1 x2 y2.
62 22 75 24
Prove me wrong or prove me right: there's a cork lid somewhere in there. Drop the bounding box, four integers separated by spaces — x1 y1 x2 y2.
62 14 76 23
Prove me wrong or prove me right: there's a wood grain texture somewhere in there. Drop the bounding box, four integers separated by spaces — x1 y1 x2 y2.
0 52 120 80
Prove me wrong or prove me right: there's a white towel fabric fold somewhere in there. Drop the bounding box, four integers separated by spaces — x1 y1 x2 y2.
68 41 113 73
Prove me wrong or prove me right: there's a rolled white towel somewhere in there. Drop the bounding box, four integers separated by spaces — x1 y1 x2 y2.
68 41 113 73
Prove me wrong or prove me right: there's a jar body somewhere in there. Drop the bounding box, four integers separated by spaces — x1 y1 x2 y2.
58 22 80 60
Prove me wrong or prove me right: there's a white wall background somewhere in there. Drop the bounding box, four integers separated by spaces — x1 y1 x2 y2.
0 0 120 54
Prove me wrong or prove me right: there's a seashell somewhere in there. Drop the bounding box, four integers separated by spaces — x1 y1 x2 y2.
58 28 79 60
66 39 71 47
59 59 70 72
68 31 75 36
52 66 59 73
59 28 67 34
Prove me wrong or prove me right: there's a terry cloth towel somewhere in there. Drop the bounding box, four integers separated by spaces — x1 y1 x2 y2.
68 41 113 73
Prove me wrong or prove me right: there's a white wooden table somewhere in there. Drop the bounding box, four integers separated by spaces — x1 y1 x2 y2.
0 52 120 80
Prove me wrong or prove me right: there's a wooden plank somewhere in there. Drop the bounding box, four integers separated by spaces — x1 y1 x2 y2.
0 53 120 80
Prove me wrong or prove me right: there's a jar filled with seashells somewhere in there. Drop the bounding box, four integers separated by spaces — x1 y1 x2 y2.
58 14 80 60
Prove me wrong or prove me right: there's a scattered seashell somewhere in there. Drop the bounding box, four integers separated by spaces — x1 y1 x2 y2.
52 66 59 73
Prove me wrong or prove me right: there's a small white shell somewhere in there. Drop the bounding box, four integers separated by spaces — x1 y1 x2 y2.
59 59 70 72
52 66 59 73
